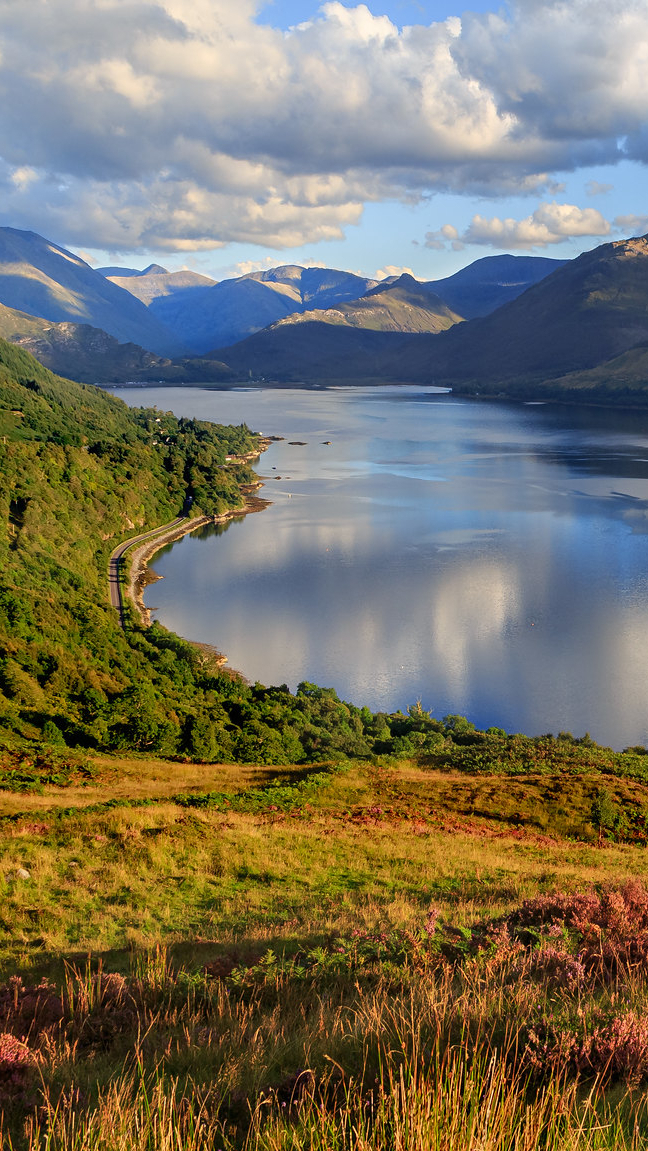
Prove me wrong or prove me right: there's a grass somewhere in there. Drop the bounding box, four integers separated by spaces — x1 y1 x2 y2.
5 753 648 1147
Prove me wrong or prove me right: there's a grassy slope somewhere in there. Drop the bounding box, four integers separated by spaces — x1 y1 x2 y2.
4 754 648 1147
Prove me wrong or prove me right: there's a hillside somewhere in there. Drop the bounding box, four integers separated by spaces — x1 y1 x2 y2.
0 340 264 754
413 233 648 394
0 300 179 383
215 320 411 382
101 264 218 305
271 273 463 334
427 253 567 318
5 738 648 1147
0 228 184 356
7 344 648 1151
216 235 648 398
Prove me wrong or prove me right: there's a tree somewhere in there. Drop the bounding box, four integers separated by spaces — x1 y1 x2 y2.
591 788 622 845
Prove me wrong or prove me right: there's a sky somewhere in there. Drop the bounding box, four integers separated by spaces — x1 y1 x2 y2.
2 0 648 283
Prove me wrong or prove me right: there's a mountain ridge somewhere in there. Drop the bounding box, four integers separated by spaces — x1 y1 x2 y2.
0 228 184 356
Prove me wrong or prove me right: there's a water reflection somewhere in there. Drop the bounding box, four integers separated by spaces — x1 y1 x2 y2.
110 385 648 749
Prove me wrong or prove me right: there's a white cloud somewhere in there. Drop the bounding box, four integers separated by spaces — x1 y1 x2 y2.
2 0 648 251
586 180 614 196
426 201 612 251
374 264 416 279
614 213 648 236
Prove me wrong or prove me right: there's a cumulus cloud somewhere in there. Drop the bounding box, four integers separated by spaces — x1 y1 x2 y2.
1 0 648 251
374 264 416 279
426 201 612 251
614 213 648 236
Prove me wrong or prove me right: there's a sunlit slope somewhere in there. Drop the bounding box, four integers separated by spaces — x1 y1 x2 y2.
0 228 183 356
0 299 176 382
0 339 262 751
216 235 648 397
272 274 463 334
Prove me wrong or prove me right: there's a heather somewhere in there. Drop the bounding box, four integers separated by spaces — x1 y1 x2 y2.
2 757 648 1147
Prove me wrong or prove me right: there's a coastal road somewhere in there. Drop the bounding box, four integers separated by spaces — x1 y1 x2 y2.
108 516 187 626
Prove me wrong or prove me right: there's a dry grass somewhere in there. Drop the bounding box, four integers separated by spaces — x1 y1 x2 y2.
3 756 648 1147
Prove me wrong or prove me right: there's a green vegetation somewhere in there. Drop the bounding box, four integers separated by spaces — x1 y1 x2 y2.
0 339 260 754
8 339 648 1147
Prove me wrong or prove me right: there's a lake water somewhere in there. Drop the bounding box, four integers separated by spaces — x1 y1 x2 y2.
113 384 648 749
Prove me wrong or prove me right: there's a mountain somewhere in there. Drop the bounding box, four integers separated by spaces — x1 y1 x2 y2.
411 234 648 392
243 265 378 308
0 300 178 382
97 256 561 365
270 274 463 334
0 228 184 356
100 264 218 306
213 321 410 383
214 235 648 399
427 254 568 319
143 264 378 354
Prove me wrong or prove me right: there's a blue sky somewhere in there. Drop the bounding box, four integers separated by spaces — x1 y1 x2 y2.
1 0 647 282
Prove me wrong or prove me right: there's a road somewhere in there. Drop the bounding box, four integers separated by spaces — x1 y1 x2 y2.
108 516 187 626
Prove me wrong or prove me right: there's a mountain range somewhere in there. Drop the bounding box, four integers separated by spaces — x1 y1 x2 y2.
3 224 648 401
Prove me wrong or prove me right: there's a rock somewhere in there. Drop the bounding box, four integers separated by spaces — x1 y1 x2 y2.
16 867 31 880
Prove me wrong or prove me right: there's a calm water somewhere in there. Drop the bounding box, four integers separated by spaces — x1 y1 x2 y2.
113 385 648 749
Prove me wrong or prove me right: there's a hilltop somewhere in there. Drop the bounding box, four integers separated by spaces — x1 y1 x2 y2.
215 234 648 400
0 228 183 356
270 273 463 334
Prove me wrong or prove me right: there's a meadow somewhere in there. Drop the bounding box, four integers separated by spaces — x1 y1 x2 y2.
4 750 648 1148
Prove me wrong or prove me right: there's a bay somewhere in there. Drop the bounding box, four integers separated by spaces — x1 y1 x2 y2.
112 384 648 749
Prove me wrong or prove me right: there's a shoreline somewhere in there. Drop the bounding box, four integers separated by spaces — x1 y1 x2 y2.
128 486 271 627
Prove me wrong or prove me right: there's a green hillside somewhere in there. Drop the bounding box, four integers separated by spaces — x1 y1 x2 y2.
8 342 648 1150
0 340 263 754
0 339 469 764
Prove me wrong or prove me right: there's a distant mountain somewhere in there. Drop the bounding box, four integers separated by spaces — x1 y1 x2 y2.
98 255 561 363
143 264 378 354
0 301 170 382
270 274 463 334
212 235 648 399
411 234 648 391
428 255 567 319
243 265 378 308
0 229 184 356
211 321 411 383
100 264 218 306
